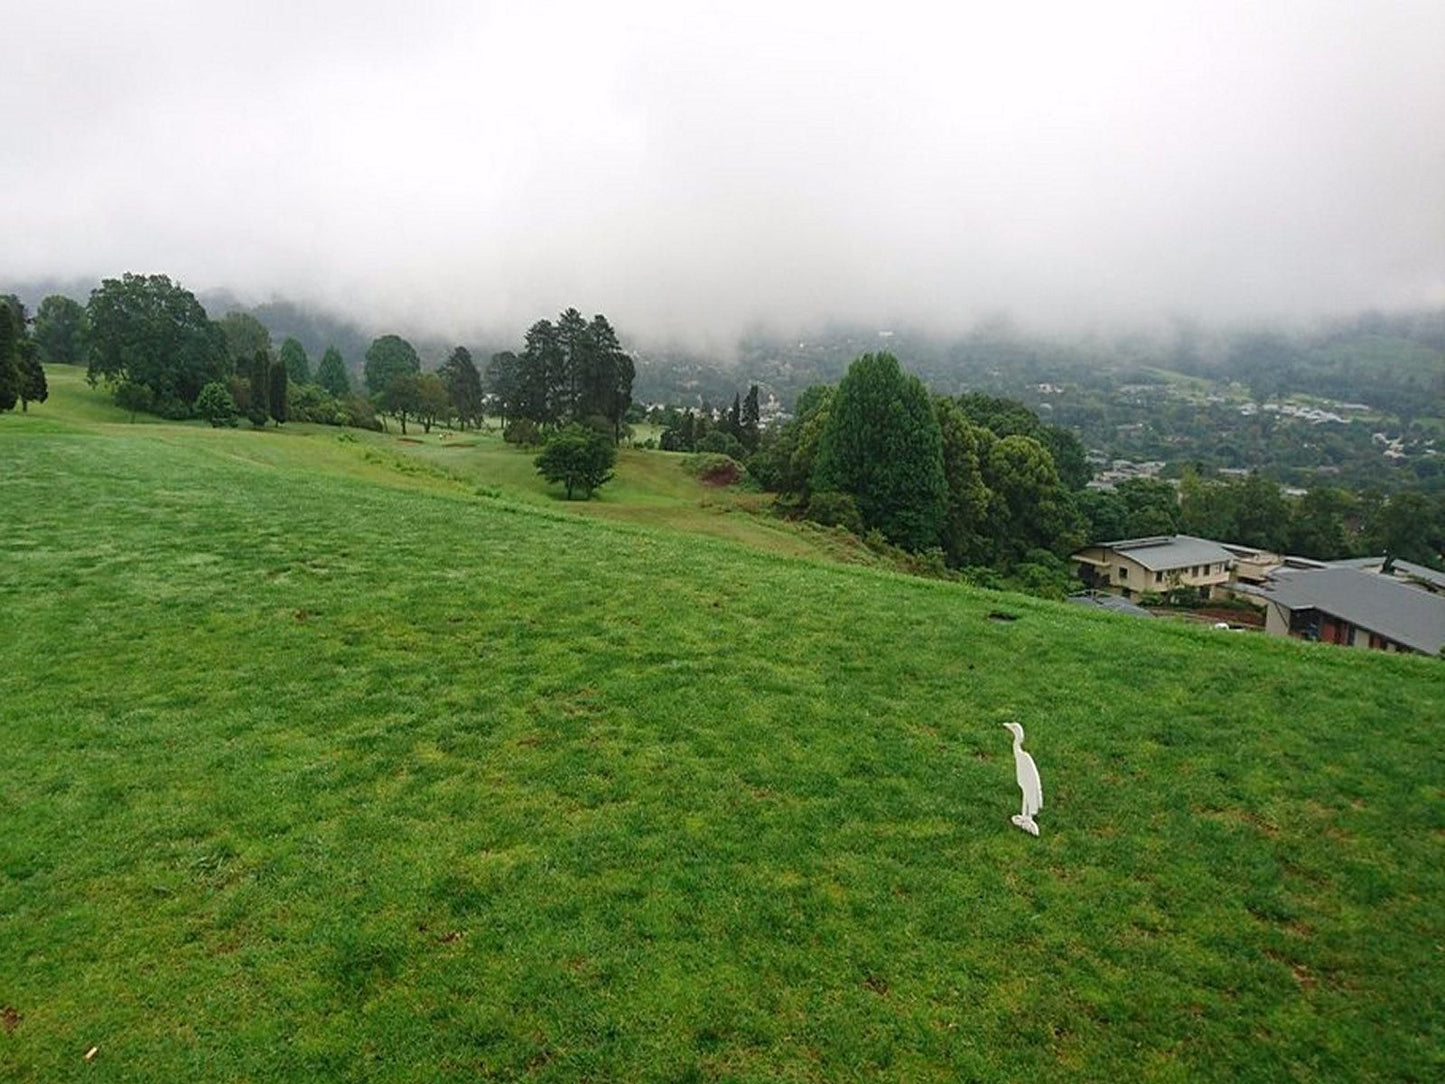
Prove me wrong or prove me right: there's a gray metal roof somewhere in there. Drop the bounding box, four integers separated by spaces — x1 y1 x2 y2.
1329 556 1445 591
1067 591 1153 617
1096 535 1235 573
1244 567 1445 655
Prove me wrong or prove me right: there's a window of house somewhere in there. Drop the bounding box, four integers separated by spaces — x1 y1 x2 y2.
1155 571 1163 583
1117 567 1128 582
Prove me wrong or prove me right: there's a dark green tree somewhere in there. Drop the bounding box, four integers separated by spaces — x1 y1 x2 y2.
934 396 995 565
0 302 20 412
247 350 271 427
378 371 422 434
85 273 227 408
33 295 85 366
1287 486 1356 559
740 384 761 452
19 349 47 411
315 346 350 397
535 424 617 499
519 320 562 425
979 434 1085 563
268 359 289 425
486 350 521 432
1233 473 1290 551
279 337 310 385
812 353 947 551
114 379 153 421
363 334 421 396
1116 477 1182 537
592 315 634 442
726 392 742 440
438 346 484 429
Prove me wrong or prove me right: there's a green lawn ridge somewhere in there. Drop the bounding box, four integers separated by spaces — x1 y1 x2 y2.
1 372 1442 1082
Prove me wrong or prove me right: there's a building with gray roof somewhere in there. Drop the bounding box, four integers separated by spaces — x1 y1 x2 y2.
1237 567 1445 656
1073 535 1234 600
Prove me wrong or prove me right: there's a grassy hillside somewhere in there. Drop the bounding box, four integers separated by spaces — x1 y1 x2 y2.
2 379 1442 1082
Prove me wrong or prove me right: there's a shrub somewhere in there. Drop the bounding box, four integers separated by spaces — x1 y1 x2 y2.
504 418 540 446
195 381 239 427
806 491 863 534
697 429 746 459
682 453 744 486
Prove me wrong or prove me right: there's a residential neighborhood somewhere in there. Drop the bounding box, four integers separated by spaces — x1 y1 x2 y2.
1072 535 1445 656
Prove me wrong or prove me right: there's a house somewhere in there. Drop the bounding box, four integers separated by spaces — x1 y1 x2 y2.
1237 567 1445 656
1066 591 1153 617
1072 536 1234 600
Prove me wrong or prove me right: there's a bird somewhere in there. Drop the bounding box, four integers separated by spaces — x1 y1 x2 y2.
1003 722 1042 836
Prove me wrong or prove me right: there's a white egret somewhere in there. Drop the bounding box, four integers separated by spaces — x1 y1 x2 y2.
1003 722 1042 836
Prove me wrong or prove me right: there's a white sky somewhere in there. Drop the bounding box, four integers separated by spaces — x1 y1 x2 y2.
3 0 1442 344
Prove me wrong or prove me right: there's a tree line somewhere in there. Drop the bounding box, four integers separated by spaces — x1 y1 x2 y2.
9 274 637 446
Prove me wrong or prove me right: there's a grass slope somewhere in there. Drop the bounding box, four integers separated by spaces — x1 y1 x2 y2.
2 381 1443 1082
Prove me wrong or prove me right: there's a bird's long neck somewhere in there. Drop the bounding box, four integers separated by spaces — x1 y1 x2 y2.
1012 733 1023 753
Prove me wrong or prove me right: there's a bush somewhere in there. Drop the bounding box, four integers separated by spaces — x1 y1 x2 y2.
697 429 746 459
504 418 540 446
289 383 340 425
682 453 744 486
806 491 863 534
195 381 238 427
341 395 382 431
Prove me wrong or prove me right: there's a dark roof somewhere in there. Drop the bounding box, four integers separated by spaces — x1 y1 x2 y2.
1066 591 1153 617
1242 567 1445 655
1329 556 1445 591
1092 535 1234 572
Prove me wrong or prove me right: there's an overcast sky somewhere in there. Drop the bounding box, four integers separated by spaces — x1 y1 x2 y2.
3 1 1442 345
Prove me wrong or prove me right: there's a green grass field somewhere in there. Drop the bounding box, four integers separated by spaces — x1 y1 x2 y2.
2 374 1442 1081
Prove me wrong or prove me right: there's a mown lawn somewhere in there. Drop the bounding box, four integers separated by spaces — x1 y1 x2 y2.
1 389 1442 1082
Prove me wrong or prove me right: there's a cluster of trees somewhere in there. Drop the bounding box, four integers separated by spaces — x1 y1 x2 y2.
361 335 485 436
58 274 374 429
485 309 634 442
746 353 1090 586
0 297 50 413
658 386 761 458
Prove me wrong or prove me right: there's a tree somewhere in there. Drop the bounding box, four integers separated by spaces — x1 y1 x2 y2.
416 372 452 433
0 302 20 412
1288 486 1356 559
519 321 561 425
33 295 85 366
279 337 310 385
247 350 271 427
934 396 995 565
740 384 761 452
85 273 227 408
363 334 421 396
113 379 153 421
486 350 521 432
980 434 1084 564
592 314 634 442
19 350 47 411
1116 477 1182 537
535 424 617 499
268 359 289 425
195 381 239 427
812 353 947 551
218 311 271 370
438 346 483 429
726 392 742 440
315 346 350 397
378 371 422 434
